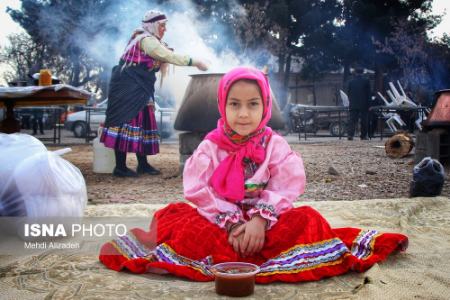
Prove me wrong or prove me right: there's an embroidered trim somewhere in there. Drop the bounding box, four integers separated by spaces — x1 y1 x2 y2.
153 243 213 276
351 229 379 260
215 210 243 227
244 182 267 193
110 231 154 260
258 238 350 276
102 125 160 143
247 202 277 222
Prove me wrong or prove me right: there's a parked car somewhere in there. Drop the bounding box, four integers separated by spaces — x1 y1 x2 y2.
64 96 175 138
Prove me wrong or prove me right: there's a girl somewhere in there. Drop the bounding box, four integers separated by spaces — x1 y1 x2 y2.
101 10 208 177
100 67 408 283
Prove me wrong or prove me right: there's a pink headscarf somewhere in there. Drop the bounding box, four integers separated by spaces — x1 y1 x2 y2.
205 66 273 202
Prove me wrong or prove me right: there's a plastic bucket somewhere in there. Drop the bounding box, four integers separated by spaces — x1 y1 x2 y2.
93 127 115 173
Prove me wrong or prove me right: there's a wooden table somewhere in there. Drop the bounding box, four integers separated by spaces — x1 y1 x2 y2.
0 85 90 133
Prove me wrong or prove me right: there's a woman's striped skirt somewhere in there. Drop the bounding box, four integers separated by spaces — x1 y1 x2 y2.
101 104 159 155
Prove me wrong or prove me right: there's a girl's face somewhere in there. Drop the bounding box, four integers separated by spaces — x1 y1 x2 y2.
158 22 166 38
225 80 263 136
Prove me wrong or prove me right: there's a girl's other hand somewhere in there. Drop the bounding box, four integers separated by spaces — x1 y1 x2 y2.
228 223 246 254
240 216 266 256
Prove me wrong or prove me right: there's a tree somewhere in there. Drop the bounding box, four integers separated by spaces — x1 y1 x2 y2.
0 32 51 83
188 0 242 54
374 19 430 91
376 25 450 105
227 0 342 107
295 1 343 80
340 0 438 90
7 0 122 97
427 35 450 93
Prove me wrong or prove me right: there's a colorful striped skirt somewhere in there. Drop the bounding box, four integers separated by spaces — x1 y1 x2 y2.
100 105 159 155
99 203 408 283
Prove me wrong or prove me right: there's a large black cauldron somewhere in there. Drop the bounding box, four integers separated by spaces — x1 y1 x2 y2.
174 73 285 132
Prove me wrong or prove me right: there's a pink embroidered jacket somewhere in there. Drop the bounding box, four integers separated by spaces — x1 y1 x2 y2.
183 134 306 229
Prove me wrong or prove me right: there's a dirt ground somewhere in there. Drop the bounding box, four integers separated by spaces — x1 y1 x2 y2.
54 137 450 205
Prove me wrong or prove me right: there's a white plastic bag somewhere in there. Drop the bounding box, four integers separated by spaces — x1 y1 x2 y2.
0 133 47 184
0 133 87 217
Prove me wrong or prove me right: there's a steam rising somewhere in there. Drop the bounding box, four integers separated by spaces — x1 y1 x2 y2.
71 0 276 106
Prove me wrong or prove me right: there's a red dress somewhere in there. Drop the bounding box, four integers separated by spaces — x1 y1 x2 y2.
99 202 408 283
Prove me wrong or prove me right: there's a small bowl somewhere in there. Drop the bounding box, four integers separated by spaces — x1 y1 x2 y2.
211 262 259 297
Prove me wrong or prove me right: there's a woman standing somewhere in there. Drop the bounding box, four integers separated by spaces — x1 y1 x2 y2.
101 10 208 177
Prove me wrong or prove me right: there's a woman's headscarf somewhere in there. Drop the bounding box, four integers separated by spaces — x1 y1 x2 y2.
205 66 273 202
142 10 167 39
142 10 170 83
123 10 168 59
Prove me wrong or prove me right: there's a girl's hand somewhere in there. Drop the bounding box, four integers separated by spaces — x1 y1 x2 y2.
233 216 266 256
228 223 246 254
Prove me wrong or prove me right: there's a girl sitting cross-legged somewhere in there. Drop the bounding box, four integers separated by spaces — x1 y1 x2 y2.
99 66 408 283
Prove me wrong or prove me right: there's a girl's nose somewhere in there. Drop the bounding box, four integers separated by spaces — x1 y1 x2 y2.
238 108 249 117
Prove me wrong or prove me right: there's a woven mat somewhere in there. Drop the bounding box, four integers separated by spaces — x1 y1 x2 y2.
1 197 449 300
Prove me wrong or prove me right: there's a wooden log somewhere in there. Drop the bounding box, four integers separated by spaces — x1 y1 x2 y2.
385 132 415 158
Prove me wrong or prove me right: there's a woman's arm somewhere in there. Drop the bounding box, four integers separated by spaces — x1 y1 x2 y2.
183 140 244 229
141 36 207 70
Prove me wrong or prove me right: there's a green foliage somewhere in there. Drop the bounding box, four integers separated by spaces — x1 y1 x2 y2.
2 0 449 100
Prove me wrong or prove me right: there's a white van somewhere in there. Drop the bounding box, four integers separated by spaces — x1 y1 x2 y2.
65 97 175 138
